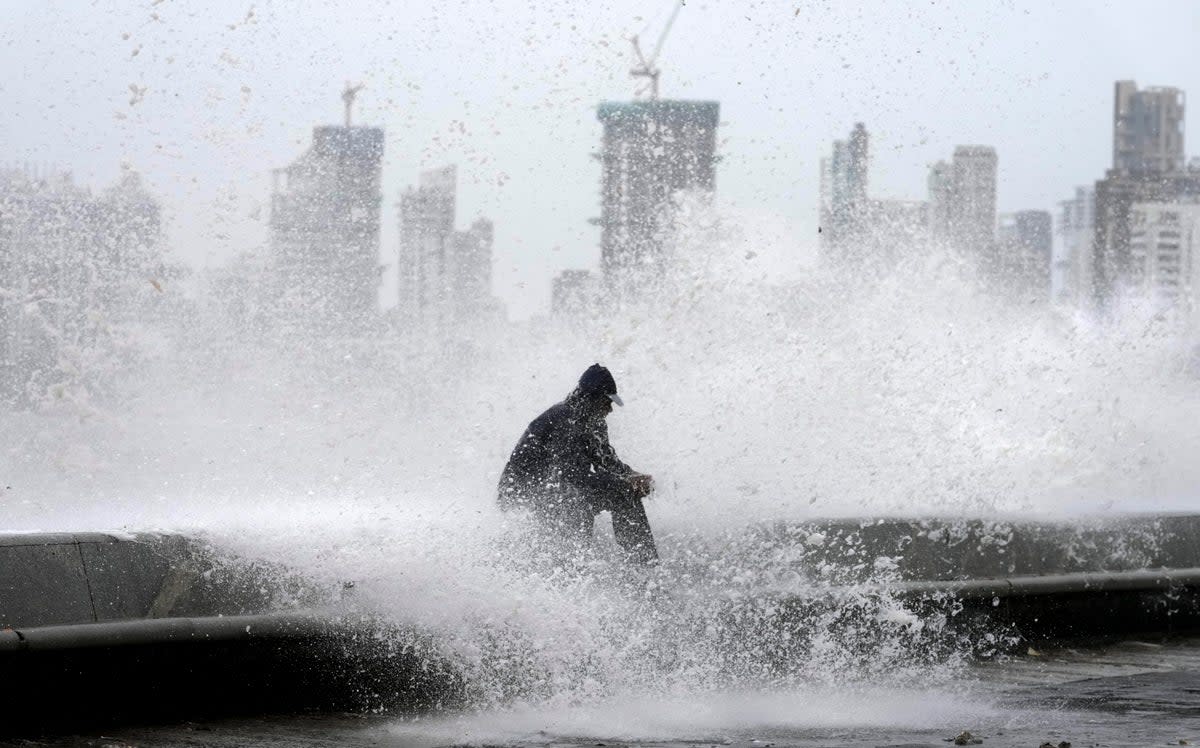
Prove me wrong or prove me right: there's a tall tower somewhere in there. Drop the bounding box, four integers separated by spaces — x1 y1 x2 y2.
397 166 456 320
1092 82 1197 309
1113 81 1186 175
997 209 1053 301
1058 186 1096 303
820 122 870 255
270 117 384 330
949 145 998 252
926 159 954 241
397 166 500 325
595 99 719 293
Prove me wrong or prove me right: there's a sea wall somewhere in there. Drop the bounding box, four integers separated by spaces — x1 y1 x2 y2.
4 516 1200 733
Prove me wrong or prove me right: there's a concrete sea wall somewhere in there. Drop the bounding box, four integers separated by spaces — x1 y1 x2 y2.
0 532 458 733
3 515 1200 733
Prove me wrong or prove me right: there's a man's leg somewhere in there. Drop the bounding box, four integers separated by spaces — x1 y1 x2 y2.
609 493 659 565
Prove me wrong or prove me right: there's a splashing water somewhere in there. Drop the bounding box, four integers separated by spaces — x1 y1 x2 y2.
4 215 1200 715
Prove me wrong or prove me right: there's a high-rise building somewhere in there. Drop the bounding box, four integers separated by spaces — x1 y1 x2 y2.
1093 82 1198 308
595 99 719 293
1113 81 1186 176
1057 186 1096 303
446 217 496 322
949 146 998 252
397 166 456 320
1093 169 1200 308
269 124 384 329
926 146 998 254
397 165 500 325
926 160 955 241
819 123 870 255
1127 201 1200 327
997 210 1053 301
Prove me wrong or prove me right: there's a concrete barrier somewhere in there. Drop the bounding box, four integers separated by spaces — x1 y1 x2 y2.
4 516 1200 733
747 513 1200 581
0 533 462 734
0 532 329 628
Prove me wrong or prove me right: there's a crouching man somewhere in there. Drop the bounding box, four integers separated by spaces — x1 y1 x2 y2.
498 364 658 565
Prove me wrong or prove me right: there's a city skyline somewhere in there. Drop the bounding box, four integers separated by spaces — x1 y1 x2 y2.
5 1 1200 318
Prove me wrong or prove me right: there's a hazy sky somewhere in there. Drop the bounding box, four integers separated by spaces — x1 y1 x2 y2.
3 1 1199 318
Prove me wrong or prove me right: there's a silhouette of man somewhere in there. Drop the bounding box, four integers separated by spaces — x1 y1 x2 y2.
498 364 658 564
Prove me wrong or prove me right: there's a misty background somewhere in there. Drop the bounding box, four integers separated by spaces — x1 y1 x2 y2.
5 0 1199 319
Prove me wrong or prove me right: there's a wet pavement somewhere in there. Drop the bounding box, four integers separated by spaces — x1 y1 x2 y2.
14 639 1200 748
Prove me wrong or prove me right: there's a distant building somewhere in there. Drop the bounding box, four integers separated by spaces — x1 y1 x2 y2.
997 210 1053 301
551 269 599 318
270 124 384 330
1127 201 1200 328
1113 81 1186 176
866 198 929 250
0 167 163 406
1093 82 1198 308
1057 186 1096 303
819 123 870 255
447 217 497 322
952 146 999 253
397 165 501 326
927 146 998 256
926 160 955 241
397 166 456 321
595 99 719 293
1094 170 1200 308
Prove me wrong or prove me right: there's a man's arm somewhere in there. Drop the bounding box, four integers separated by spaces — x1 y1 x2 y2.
591 420 634 477
563 420 654 502
592 422 655 497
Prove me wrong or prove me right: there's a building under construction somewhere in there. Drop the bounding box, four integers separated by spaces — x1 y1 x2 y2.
269 123 384 330
595 99 719 293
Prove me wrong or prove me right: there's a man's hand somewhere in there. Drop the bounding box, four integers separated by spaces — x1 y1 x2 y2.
629 473 655 498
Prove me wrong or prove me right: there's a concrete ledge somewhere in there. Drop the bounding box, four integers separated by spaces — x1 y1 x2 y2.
0 532 325 629
895 567 1200 599
755 514 1200 582
0 612 328 651
5 520 1200 734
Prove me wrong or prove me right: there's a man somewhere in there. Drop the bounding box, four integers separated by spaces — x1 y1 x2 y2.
498 364 658 564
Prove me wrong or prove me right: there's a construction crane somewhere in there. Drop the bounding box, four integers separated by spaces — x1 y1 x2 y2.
342 81 364 127
629 0 684 100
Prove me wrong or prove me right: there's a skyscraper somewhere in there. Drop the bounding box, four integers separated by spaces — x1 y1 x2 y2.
1057 186 1096 303
1113 81 1186 176
926 159 955 241
397 166 456 321
926 146 998 254
1127 201 1200 328
595 99 719 293
1093 82 1198 308
949 146 998 252
269 124 384 329
997 210 1053 301
819 122 870 255
397 166 500 326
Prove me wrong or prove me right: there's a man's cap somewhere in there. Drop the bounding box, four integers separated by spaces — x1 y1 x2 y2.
578 363 623 406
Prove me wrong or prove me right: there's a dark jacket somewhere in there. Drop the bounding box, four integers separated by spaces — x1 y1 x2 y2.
498 389 635 524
